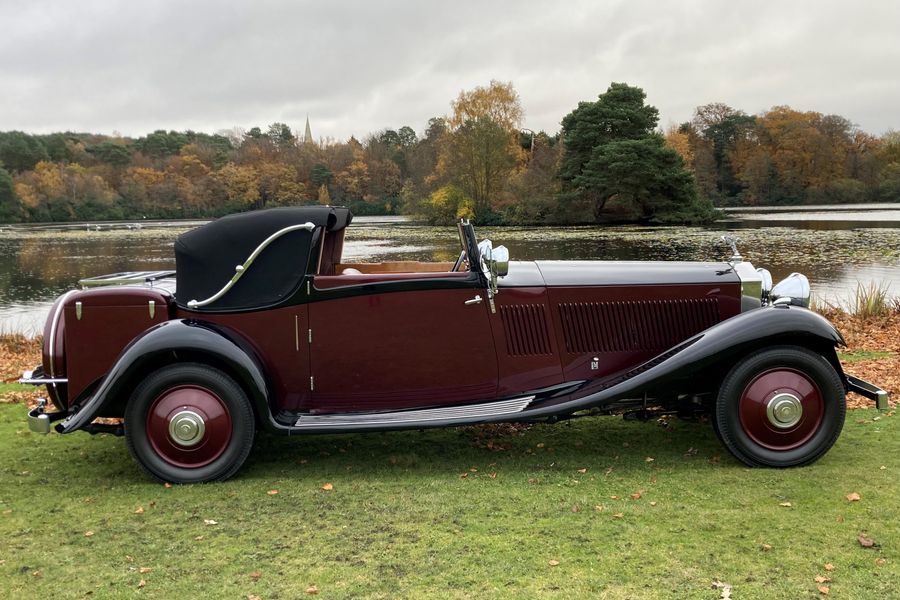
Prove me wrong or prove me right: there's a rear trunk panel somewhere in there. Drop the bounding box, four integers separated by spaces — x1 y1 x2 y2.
62 286 173 405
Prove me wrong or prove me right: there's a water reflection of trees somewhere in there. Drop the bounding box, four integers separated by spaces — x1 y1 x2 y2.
2 223 900 308
1 231 178 303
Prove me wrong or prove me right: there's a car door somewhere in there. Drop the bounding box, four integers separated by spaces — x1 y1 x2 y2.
306 273 498 413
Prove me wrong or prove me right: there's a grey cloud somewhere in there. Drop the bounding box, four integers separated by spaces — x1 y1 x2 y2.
1 0 897 139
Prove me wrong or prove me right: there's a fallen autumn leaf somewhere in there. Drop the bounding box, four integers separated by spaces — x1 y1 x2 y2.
321 483 333 491
858 534 878 548
547 559 560 566
846 492 861 502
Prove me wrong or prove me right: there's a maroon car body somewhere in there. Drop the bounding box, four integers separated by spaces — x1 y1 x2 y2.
22 206 888 482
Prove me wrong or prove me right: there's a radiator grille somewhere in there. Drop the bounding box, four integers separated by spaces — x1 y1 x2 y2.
499 304 552 356
558 299 719 354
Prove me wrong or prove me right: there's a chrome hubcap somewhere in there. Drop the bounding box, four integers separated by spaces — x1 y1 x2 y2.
766 393 803 429
168 410 205 446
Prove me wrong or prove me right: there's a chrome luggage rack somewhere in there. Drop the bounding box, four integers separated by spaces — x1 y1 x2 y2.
78 271 176 288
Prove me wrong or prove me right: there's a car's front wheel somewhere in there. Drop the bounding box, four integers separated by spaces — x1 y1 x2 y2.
715 345 845 467
125 363 255 483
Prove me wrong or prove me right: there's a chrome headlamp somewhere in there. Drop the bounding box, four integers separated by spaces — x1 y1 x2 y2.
770 273 810 308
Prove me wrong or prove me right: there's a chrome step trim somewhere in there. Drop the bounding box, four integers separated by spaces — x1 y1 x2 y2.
294 395 535 428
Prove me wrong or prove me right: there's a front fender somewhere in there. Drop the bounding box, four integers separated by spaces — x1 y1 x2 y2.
527 305 846 415
56 320 271 434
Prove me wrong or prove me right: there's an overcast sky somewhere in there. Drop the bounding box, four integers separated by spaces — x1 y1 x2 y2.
2 0 898 141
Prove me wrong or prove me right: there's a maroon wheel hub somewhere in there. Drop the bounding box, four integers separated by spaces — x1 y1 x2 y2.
146 385 232 468
738 368 824 451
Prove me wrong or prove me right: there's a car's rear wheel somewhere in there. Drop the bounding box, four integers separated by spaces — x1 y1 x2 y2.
125 363 255 483
715 345 845 467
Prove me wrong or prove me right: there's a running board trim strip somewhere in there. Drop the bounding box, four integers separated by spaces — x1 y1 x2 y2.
294 395 535 428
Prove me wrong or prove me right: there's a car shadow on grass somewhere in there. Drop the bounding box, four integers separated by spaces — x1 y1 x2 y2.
235 415 732 482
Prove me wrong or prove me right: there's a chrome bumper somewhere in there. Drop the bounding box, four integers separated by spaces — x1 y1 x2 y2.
28 404 52 434
846 375 890 410
19 366 68 386
26 399 68 434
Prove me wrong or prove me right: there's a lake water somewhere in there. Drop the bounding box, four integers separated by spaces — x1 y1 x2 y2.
1 204 899 336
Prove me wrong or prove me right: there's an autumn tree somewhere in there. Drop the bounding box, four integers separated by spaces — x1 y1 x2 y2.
502 134 563 223
439 80 524 223
690 103 756 201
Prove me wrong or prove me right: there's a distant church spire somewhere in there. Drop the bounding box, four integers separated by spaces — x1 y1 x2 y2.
303 115 313 145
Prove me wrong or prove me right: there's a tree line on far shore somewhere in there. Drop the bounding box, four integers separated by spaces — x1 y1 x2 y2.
1 81 898 226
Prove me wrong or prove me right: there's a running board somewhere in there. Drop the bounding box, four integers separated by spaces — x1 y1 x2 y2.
294 395 535 428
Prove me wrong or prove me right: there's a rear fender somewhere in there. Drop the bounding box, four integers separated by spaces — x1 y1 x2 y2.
56 320 274 434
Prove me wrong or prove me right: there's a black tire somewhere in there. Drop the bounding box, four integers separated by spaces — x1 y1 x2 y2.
125 363 255 483
715 345 845 468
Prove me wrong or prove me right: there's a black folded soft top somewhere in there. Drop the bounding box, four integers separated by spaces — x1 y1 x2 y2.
174 206 352 311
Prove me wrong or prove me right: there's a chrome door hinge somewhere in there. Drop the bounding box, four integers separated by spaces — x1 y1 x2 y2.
310 376 315 391
75 301 82 320
306 280 311 295
308 328 312 344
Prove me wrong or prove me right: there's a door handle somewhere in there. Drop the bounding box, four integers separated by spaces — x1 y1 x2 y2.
464 295 483 305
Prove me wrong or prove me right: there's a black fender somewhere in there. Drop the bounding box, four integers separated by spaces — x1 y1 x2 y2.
56 320 277 434
524 305 846 417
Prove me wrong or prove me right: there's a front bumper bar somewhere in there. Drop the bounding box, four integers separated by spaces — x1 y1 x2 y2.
846 375 890 410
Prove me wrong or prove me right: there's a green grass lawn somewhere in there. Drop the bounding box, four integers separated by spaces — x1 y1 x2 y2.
0 403 896 599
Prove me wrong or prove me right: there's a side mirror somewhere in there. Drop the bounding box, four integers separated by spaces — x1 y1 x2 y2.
491 245 509 278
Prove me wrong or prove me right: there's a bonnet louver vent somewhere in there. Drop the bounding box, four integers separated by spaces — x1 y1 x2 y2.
499 304 552 356
558 299 719 354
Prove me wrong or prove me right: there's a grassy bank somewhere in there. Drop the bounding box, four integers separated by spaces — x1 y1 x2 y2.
0 313 897 598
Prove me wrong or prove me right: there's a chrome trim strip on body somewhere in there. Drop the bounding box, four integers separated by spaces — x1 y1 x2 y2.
294 395 535 428
187 222 316 308
78 270 175 288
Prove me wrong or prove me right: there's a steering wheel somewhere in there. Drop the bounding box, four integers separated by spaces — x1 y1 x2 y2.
451 249 467 272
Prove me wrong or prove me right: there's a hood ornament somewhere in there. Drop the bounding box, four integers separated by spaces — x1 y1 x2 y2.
721 235 742 264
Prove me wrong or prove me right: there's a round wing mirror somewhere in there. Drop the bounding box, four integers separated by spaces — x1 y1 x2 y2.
477 239 493 263
492 245 509 278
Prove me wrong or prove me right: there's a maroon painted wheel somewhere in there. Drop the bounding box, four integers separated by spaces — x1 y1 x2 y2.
738 368 824 451
716 346 845 468
125 363 255 483
146 385 233 468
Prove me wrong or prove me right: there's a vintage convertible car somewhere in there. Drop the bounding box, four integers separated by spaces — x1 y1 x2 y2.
21 206 888 483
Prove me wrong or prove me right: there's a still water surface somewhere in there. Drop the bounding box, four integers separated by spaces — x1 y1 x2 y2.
1 204 898 335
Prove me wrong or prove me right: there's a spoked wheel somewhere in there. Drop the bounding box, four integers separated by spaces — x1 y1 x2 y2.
715 346 845 467
125 363 255 483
